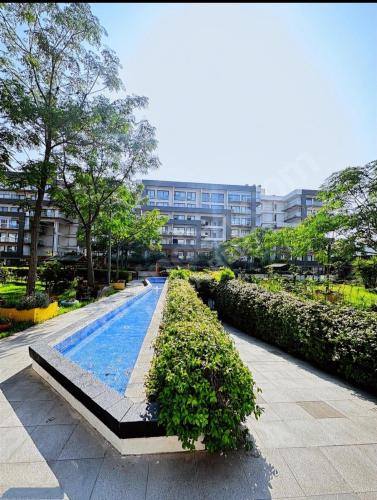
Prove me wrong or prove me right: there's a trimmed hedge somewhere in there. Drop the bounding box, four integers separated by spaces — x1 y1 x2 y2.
190 276 377 394
146 278 261 452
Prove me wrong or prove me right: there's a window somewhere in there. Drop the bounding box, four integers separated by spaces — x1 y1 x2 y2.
177 251 184 259
211 193 224 203
231 229 239 237
186 251 194 259
174 191 186 201
146 189 155 199
187 192 196 201
156 202 169 207
187 203 196 208
0 207 8 212
228 193 241 202
201 193 210 202
157 190 169 200
186 215 196 220
10 207 19 212
241 195 251 203
173 214 185 220
186 239 195 245
148 201 155 206
0 219 7 228
174 203 185 207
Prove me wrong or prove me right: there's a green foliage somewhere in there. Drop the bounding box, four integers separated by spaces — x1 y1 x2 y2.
211 267 235 282
0 266 9 284
0 2 123 293
147 279 261 452
16 292 50 310
353 257 377 290
168 268 191 280
188 273 217 303
39 260 65 292
211 279 377 393
320 160 377 252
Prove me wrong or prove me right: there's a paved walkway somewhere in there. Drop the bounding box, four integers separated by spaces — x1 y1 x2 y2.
0 312 376 499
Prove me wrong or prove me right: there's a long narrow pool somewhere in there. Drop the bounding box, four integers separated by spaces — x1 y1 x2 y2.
55 278 165 394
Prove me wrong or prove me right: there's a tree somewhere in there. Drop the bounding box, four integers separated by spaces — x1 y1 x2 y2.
222 228 274 267
93 186 168 282
54 97 160 287
320 160 377 252
0 3 122 294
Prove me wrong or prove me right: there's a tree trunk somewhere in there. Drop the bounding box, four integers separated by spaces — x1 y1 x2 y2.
26 187 45 295
116 243 120 280
107 231 112 285
85 227 95 288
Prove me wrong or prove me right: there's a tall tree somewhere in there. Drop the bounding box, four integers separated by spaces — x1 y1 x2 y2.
0 3 121 294
320 160 377 252
54 97 160 287
94 187 168 281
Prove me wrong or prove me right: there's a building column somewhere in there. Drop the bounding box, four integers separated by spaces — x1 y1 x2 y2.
53 221 59 255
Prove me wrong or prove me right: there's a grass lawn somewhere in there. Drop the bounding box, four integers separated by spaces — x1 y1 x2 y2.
0 281 45 303
316 283 377 310
258 277 377 310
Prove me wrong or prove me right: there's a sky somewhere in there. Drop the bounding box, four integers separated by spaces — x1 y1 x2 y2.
91 3 377 195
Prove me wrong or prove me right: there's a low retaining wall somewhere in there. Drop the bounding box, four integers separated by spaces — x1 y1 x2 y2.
0 301 58 323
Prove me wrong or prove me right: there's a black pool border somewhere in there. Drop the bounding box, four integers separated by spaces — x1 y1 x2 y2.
29 343 165 439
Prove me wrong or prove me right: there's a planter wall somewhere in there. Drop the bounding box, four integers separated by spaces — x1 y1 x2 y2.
0 301 58 323
111 282 126 290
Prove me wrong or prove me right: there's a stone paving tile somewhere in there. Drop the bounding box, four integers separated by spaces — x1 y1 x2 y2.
0 426 37 463
318 417 376 445
241 448 305 498
12 399 57 427
29 424 76 461
90 456 148 500
248 419 305 448
0 401 23 427
280 448 354 496
269 402 316 421
42 397 82 426
321 445 377 493
146 452 200 500
49 457 104 500
283 419 336 447
326 399 377 418
297 401 345 419
0 462 65 499
58 422 110 460
357 493 377 499
195 451 254 500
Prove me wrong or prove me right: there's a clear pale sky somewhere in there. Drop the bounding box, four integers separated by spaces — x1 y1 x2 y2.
91 3 377 195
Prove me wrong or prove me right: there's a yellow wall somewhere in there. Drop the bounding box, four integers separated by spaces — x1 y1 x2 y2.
0 301 58 323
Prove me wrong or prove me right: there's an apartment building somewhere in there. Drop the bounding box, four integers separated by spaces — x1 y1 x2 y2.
142 180 322 262
257 188 322 229
0 186 78 263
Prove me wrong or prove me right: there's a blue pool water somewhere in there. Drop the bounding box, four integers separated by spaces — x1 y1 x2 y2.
55 278 165 394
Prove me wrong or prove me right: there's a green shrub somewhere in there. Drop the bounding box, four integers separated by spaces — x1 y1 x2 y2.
212 267 235 282
168 268 191 280
211 279 377 393
16 292 50 310
189 273 216 303
353 257 377 289
147 279 261 452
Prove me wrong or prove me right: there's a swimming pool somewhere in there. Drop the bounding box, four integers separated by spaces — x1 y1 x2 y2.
55 278 166 394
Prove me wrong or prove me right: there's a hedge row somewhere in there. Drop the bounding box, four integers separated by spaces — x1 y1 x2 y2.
146 278 261 452
190 275 377 393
